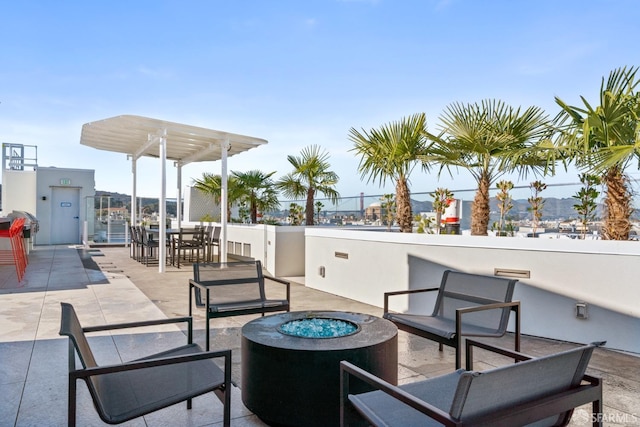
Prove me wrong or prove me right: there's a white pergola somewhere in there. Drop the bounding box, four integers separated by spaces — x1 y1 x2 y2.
80 114 268 272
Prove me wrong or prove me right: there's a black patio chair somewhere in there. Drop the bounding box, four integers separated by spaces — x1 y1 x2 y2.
189 260 290 350
208 226 221 262
383 269 520 369
139 225 161 266
128 225 141 261
341 339 604 426
59 302 231 426
172 227 207 268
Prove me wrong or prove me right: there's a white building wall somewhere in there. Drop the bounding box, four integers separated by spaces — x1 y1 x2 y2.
304 228 640 354
1 169 37 215
36 167 95 245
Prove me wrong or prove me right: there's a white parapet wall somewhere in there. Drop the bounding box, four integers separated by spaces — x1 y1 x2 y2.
304 228 640 354
179 222 306 277
225 224 305 277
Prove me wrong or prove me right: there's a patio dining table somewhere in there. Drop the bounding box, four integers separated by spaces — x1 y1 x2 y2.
148 228 214 267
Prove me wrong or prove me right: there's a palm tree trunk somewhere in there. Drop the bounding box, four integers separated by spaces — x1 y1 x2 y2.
305 188 315 226
250 197 258 224
396 177 412 233
471 173 490 236
603 166 631 240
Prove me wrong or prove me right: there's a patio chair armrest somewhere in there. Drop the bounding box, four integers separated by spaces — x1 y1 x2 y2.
456 300 520 315
83 316 194 344
340 361 456 426
189 279 207 314
71 348 232 380
264 275 289 286
189 278 210 291
455 301 521 355
464 339 533 370
383 287 439 314
264 275 291 301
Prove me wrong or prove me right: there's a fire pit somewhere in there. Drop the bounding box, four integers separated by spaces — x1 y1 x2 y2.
241 311 397 427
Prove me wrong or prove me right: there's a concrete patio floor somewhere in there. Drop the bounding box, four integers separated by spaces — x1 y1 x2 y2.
0 245 638 426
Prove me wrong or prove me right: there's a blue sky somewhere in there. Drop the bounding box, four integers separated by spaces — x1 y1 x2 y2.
1 0 639 201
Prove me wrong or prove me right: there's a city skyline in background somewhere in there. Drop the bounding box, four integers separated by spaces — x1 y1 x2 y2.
2 0 639 200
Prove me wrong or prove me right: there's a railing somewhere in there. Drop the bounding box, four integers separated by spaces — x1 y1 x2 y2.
275 180 640 231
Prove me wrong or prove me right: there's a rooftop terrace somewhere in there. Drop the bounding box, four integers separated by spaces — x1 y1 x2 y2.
0 246 638 426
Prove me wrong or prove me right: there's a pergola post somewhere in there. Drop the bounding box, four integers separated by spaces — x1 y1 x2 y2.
220 138 229 263
176 163 182 229
130 156 137 226
158 129 167 273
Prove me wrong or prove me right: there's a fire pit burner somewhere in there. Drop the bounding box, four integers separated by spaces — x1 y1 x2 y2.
278 316 359 338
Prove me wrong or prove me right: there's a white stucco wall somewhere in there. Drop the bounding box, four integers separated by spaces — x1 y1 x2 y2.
180 222 306 277
304 228 640 354
36 167 95 245
1 169 37 215
226 224 305 277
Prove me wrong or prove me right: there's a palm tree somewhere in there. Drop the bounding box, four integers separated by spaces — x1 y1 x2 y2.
380 193 396 231
495 180 514 234
349 113 430 233
314 201 324 225
276 145 340 226
192 173 244 220
231 170 280 223
527 180 547 235
573 173 601 239
554 66 640 240
424 100 552 235
430 187 453 234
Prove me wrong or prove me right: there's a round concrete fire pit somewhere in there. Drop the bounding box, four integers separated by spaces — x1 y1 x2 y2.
241 311 398 427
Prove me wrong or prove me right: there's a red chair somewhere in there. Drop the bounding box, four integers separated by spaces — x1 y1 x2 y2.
0 218 27 281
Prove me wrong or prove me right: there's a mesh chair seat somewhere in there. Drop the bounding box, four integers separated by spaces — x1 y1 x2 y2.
384 313 506 340
90 344 226 424
350 370 465 427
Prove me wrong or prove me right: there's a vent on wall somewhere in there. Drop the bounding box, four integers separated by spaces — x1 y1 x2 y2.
494 268 530 279
334 252 349 259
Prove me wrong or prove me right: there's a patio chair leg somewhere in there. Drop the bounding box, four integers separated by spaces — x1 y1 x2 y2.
68 377 77 427
592 391 603 426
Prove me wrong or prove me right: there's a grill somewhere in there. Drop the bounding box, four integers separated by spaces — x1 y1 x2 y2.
7 210 39 239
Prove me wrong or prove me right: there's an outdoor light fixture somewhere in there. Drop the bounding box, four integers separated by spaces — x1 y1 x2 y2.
576 302 588 319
